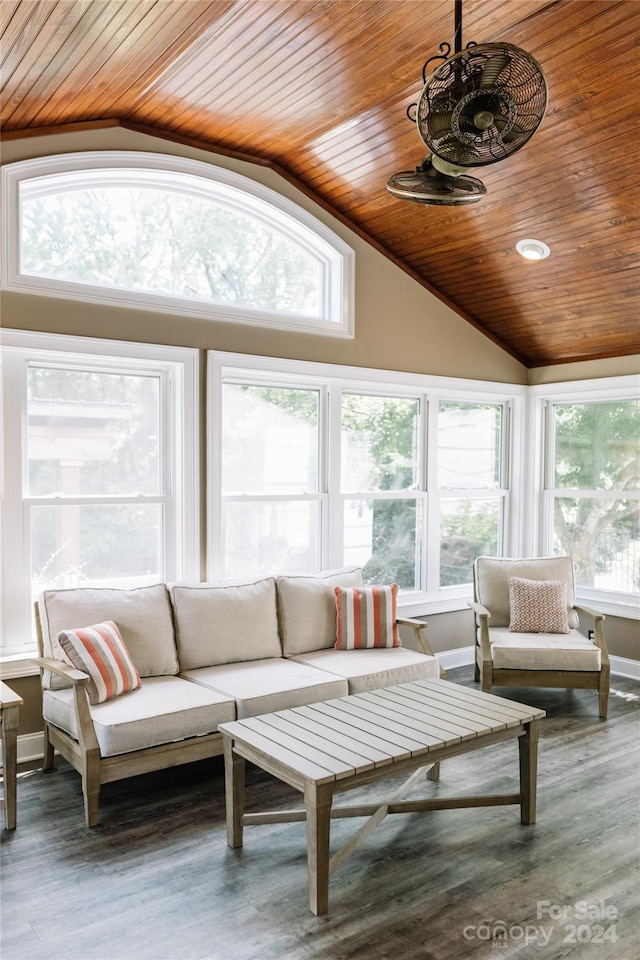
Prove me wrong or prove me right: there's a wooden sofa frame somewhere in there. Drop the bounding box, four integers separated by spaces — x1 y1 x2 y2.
34 605 442 827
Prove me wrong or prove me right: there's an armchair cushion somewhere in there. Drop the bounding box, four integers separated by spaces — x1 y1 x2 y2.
489 628 601 671
58 620 141 704
508 577 570 634
334 584 400 649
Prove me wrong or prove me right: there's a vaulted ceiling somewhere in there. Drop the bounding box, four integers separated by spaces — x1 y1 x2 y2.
2 0 639 367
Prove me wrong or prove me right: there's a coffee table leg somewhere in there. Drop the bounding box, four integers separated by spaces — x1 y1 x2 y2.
2 704 20 830
304 781 332 916
518 718 540 825
223 735 245 848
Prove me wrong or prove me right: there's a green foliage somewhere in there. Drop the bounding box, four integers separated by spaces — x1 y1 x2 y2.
440 500 499 586
341 393 418 490
553 401 639 589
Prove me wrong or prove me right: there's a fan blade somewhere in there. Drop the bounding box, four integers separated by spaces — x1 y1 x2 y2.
480 54 511 88
494 116 527 144
428 110 454 137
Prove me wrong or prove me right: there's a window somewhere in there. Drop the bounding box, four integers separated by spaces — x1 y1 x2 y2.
545 396 639 597
437 401 508 587
2 152 354 337
0 331 198 661
209 352 517 609
219 382 323 578
341 393 422 590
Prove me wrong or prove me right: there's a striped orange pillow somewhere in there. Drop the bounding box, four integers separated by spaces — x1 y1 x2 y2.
334 584 401 649
58 620 141 704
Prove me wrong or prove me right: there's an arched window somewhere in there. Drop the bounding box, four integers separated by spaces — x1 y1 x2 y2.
2 152 354 337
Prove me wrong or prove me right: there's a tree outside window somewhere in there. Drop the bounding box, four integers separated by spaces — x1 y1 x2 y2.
551 400 639 592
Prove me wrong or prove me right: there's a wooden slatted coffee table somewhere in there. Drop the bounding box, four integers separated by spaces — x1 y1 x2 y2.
220 679 545 915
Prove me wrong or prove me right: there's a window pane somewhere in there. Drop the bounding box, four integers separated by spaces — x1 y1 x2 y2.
438 402 502 489
553 497 639 592
28 367 160 496
344 498 420 590
440 498 501 586
222 384 319 495
223 501 320 578
341 394 419 492
31 503 163 590
553 401 640 490
22 186 321 317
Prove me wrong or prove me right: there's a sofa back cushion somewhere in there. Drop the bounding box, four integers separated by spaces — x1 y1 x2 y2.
473 556 579 629
277 567 363 656
38 583 178 689
170 577 281 670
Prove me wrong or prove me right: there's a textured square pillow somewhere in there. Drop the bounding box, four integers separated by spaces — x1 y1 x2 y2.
334 584 401 649
508 577 570 634
58 620 141 704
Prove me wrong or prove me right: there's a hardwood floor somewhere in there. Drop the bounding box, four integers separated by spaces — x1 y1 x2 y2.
2 667 639 960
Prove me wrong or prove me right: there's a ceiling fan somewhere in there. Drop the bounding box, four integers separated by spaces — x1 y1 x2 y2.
387 0 548 205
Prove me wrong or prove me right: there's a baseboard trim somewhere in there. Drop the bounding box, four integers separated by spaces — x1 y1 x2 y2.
610 655 640 680
438 646 475 670
12 653 638 766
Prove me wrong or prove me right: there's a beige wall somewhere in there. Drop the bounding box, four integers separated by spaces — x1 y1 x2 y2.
530 354 640 385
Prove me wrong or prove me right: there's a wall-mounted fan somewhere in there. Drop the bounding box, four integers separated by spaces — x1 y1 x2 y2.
387 0 547 205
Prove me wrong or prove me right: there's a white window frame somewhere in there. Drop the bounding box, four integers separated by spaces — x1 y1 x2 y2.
208 351 523 615
529 375 640 619
1 152 355 338
0 329 199 674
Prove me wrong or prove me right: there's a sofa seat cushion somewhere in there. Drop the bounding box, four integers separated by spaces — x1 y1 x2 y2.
170 578 282 669
277 567 363 657
180 658 349 719
488 628 601 671
43 676 236 757
291 647 440 694
38 584 178 689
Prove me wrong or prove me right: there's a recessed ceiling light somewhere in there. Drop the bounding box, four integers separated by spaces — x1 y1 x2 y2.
516 238 550 261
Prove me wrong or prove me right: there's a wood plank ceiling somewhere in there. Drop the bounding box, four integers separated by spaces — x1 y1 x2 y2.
2 0 639 367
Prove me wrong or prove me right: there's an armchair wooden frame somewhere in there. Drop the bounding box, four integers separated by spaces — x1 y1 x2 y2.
469 600 610 719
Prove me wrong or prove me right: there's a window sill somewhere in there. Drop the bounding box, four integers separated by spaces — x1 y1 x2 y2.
0 654 40 680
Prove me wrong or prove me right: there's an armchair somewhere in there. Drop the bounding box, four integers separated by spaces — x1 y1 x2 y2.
469 556 610 718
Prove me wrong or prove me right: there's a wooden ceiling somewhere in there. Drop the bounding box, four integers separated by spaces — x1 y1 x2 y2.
2 0 639 367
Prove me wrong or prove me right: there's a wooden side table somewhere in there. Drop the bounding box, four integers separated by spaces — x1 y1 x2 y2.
1 680 23 830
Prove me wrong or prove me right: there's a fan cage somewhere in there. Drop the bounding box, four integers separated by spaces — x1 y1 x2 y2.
416 42 547 167
386 165 487 205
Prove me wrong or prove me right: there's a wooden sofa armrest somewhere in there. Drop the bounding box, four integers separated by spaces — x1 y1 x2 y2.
574 604 605 621
32 657 100 753
32 656 90 685
467 601 492 661
396 617 445 678
574 605 609 660
468 600 491 619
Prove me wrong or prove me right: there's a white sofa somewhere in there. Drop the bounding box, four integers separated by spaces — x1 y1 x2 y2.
35 567 441 826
